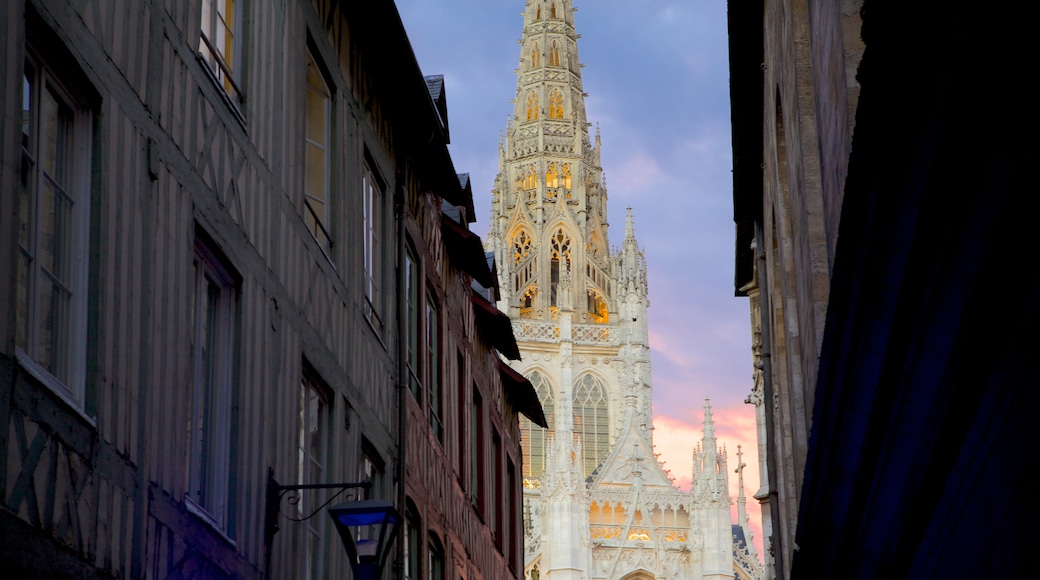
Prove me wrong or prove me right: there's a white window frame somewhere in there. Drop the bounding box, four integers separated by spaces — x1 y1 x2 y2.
198 0 244 105
16 50 93 412
303 51 332 254
186 238 236 531
363 163 385 331
298 369 329 580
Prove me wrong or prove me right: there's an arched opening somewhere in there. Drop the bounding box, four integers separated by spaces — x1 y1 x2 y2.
530 41 540 68
526 90 539 121
573 374 609 477
549 41 561 67
549 228 572 306
546 162 559 187
520 372 555 481
548 88 564 119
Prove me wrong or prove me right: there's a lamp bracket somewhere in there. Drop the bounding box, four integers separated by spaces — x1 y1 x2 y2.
264 467 372 571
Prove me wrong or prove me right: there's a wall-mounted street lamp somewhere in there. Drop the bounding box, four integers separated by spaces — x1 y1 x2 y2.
265 468 401 579
329 500 402 580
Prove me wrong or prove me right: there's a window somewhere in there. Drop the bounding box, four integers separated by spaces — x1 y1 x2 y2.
456 352 466 476
520 372 554 481
199 0 243 103
428 532 445 580
549 229 571 306
404 503 422 580
17 51 93 407
299 369 329 579
426 289 442 441
304 52 331 253
546 163 559 188
187 238 237 529
587 290 608 323
530 41 540 68
548 88 564 119
562 163 572 189
406 243 421 399
493 429 503 551
363 163 385 331
574 374 610 477
513 230 532 265
548 41 561 67
359 438 385 499
526 91 539 122
507 459 518 572
550 3 558 19
471 387 484 513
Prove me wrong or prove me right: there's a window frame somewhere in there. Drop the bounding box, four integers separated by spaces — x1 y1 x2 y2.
425 287 442 442
298 365 330 580
363 162 386 332
16 50 94 412
198 0 244 106
303 50 333 255
186 237 238 532
427 531 445 580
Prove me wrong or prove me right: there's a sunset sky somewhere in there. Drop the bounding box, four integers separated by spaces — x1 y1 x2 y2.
395 0 763 554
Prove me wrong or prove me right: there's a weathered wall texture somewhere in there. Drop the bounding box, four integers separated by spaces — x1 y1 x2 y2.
0 0 526 578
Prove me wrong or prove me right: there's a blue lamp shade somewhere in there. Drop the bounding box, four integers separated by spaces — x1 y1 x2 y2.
328 500 402 580
331 500 400 527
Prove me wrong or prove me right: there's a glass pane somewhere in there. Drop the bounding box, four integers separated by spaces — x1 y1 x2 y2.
22 70 32 150
38 276 70 380
305 88 326 144
16 252 30 350
305 142 326 206
40 177 73 284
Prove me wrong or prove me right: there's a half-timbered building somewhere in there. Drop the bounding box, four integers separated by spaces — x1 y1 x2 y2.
0 0 541 578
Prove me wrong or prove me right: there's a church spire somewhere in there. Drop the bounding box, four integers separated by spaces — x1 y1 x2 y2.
490 0 611 325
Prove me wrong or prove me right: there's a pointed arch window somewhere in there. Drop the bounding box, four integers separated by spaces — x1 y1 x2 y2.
526 90 539 121
520 372 554 481
536 5 542 20
530 41 540 69
549 228 572 307
546 163 559 188
550 3 558 19
548 88 564 119
525 165 537 190
548 41 561 67
574 374 610 477
562 164 572 189
513 230 533 265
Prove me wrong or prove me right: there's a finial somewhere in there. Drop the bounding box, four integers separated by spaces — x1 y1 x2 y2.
735 444 747 493
703 397 716 442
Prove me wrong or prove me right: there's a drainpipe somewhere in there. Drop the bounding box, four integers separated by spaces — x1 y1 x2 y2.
755 220 783 580
395 171 408 580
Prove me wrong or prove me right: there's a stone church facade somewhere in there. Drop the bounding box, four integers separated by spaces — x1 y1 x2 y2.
486 2 763 579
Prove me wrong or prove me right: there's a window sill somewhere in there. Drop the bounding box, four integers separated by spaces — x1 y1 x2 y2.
15 349 96 428
184 496 237 548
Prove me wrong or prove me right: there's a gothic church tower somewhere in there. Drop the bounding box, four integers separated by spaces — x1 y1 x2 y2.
487 2 761 579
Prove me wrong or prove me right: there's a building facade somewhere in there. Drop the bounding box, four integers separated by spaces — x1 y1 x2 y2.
0 0 539 578
486 2 762 579
729 0 1037 577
